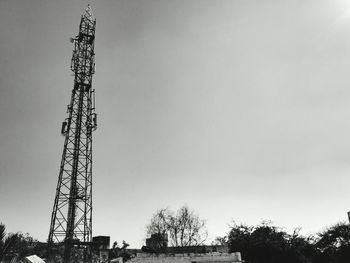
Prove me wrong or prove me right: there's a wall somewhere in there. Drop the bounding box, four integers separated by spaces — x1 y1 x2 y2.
129 252 242 263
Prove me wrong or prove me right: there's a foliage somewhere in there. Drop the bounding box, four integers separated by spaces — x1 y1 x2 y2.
0 223 8 261
0 222 39 262
314 222 350 263
111 240 132 261
211 236 228 246
227 221 316 263
146 205 208 247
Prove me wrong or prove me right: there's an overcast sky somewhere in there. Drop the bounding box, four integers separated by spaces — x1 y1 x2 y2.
1 0 350 247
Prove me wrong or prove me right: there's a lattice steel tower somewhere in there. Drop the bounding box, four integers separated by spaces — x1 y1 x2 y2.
48 5 96 263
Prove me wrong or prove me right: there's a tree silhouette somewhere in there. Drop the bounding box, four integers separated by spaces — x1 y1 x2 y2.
146 205 207 247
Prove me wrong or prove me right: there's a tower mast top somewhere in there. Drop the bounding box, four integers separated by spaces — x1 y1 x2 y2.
83 4 95 23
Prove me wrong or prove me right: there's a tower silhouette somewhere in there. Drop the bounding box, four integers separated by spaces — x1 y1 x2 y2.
48 5 96 263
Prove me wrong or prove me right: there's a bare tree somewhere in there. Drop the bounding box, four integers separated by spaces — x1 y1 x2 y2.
146 206 207 247
146 208 171 237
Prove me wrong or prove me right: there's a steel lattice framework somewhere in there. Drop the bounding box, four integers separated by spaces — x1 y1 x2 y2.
48 5 96 263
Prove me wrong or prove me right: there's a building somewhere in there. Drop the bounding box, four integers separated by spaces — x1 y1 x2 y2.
93 236 111 262
93 236 110 250
146 233 168 251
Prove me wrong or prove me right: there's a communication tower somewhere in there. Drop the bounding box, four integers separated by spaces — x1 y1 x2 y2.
48 5 97 263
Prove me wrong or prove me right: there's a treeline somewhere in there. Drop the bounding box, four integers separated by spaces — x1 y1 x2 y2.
222 221 350 263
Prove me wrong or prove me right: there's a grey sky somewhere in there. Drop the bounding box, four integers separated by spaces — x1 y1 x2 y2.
1 0 350 247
